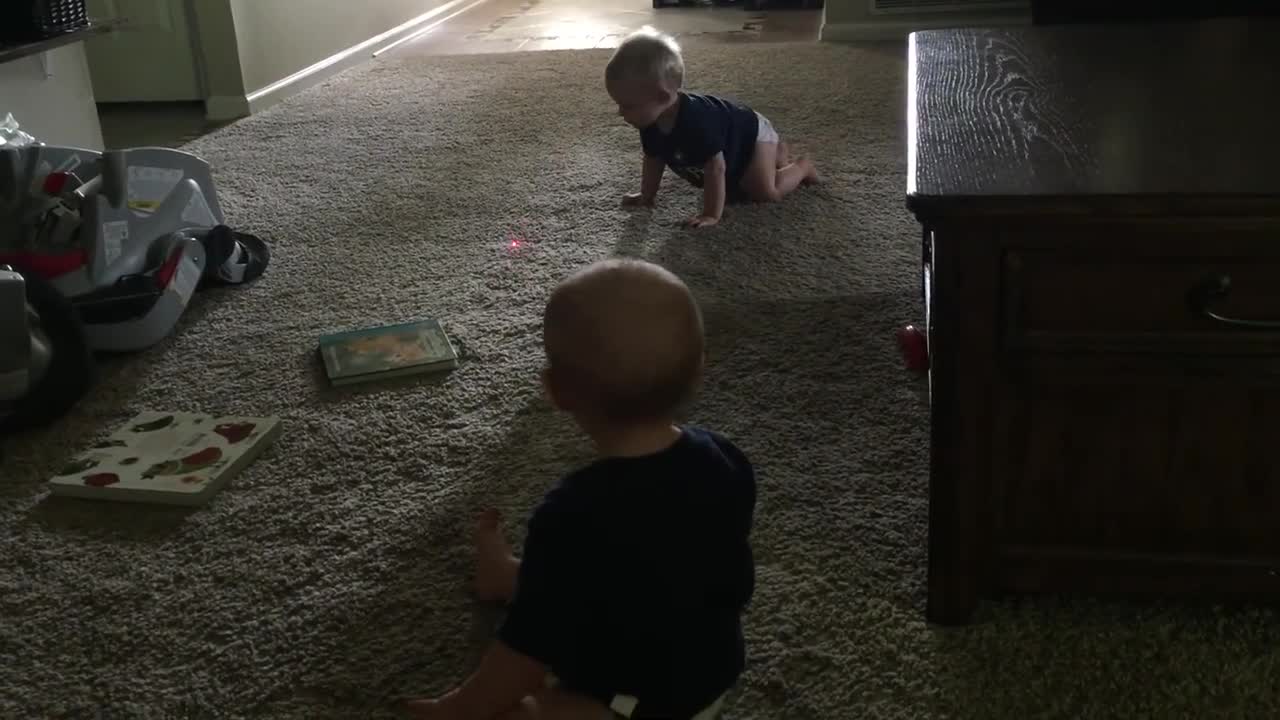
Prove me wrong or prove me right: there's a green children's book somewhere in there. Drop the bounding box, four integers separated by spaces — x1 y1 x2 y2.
318 318 459 387
46 411 282 506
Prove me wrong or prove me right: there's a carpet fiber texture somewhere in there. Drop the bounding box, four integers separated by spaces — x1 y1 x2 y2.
3 42 1279 720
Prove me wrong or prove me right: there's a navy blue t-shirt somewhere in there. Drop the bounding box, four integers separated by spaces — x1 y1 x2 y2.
498 427 757 719
640 92 761 196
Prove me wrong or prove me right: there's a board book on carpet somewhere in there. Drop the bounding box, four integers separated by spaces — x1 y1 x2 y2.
46 411 282 506
318 318 459 386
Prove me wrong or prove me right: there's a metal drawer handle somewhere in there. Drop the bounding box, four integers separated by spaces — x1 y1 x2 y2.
1188 274 1280 329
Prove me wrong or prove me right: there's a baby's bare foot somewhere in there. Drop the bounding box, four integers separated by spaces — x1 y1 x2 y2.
473 509 519 603
798 157 822 186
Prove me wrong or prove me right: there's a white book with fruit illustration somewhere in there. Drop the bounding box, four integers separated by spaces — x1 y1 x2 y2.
46 411 282 506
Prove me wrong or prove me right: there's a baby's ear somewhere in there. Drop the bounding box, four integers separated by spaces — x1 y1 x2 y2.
542 366 568 411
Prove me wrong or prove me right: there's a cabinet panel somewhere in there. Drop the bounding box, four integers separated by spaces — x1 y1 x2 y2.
992 362 1280 560
998 221 1280 355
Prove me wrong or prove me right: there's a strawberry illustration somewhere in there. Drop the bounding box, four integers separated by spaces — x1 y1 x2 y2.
183 447 222 465
142 446 223 479
82 473 120 487
213 422 255 444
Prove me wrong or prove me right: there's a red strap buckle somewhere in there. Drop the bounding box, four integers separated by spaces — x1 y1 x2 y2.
42 172 72 195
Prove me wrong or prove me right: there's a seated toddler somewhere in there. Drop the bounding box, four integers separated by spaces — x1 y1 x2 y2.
607 27 820 228
407 258 757 720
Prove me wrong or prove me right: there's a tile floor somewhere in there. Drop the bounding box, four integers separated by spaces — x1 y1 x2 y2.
394 0 822 55
96 0 823 148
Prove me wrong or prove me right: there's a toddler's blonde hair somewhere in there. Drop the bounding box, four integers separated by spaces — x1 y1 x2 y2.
605 26 685 91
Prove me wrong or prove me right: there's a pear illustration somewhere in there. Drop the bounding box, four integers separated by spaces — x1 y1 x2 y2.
131 415 175 433
59 457 99 476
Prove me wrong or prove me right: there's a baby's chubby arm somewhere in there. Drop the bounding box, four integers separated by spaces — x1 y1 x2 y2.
623 153 666 208
687 152 726 228
405 640 546 720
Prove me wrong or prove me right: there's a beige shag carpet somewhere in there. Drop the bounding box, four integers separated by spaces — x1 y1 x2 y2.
3 41 1279 720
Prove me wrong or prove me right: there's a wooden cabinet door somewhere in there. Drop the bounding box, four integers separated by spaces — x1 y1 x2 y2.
990 357 1280 594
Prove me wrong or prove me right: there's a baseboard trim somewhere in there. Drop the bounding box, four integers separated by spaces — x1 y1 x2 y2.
820 13 1030 43
205 94 250 122
203 0 482 122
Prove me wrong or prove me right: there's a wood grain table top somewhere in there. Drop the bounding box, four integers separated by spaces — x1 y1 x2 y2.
906 18 1280 218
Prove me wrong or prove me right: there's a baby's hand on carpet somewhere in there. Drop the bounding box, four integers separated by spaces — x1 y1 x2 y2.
622 192 654 208
685 215 719 229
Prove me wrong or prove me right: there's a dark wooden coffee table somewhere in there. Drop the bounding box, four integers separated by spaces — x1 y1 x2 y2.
907 19 1280 625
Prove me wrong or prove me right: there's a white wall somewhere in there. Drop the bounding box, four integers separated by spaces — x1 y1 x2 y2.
190 0 245 118
0 43 104 150
197 0 460 119
0 1 456 148
228 0 456 95
76 0 464 121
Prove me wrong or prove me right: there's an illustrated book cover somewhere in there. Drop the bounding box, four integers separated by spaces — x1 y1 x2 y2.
46 411 282 506
318 318 459 386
